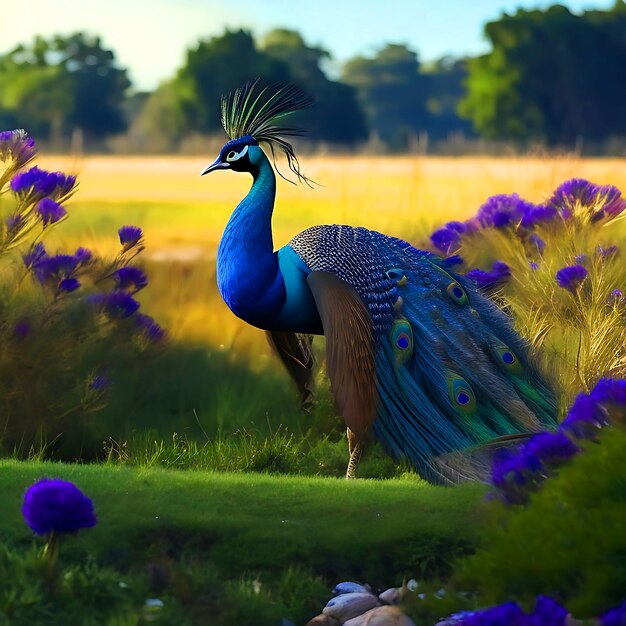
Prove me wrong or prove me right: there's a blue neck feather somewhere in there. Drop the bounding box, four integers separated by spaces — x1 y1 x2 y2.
216 148 286 327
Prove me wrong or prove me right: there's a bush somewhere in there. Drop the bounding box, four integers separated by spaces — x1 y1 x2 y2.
0 129 164 459
457 425 626 618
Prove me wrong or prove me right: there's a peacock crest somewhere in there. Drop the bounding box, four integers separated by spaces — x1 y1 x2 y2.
220 80 315 185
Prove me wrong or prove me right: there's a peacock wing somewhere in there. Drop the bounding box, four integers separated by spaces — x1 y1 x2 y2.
266 331 315 410
306 271 377 437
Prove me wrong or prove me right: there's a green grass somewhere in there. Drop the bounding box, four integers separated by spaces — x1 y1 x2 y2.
0 460 484 625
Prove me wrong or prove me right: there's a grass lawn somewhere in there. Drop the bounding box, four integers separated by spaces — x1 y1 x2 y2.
0 460 485 625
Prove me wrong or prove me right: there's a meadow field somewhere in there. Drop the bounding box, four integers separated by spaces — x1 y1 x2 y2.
42 152 626 351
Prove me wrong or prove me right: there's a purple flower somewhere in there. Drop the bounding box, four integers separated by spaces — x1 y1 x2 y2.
135 313 166 341
89 375 111 391
529 234 546 255
431 226 461 255
555 264 588 292
90 291 140 318
466 260 511 290
601 601 626 626
490 447 542 505
524 431 579 469
0 129 37 168
6 213 23 231
520 204 558 229
37 198 67 225
477 194 535 229
529 596 568 626
118 225 143 250
22 478 97 535
75 247 92 264
610 289 624 304
491 431 579 503
549 179 626 223
597 245 619 259
34 254 79 283
14 319 30 339
10 166 76 200
59 278 80 292
23 242 48 268
529 261 539 271
462 601 527 625
561 391 611 440
113 266 148 292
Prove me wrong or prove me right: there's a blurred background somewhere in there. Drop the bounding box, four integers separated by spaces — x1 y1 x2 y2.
2 0 626 462
1 0 625 155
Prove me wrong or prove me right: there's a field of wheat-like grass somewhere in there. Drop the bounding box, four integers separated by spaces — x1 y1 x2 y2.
38 154 626 356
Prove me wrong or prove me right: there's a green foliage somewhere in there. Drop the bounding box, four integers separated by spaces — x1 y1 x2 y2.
457 427 626 617
461 4 626 145
343 43 430 150
261 29 368 144
0 460 484 625
0 33 130 141
103 429 408 479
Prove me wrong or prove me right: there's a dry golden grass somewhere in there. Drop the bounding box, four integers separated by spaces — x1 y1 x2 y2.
36 154 626 359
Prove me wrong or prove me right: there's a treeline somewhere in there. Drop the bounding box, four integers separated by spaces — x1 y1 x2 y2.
1 2 626 154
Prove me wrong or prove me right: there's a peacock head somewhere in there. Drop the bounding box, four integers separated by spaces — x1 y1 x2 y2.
201 135 262 175
200 80 314 185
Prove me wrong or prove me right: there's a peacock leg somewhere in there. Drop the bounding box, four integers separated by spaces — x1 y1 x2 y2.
345 428 363 480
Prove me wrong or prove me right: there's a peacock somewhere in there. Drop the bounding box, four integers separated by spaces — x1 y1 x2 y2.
201 80 557 482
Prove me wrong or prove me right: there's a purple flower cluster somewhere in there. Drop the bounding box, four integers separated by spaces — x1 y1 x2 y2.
491 431 579 504
555 264 588 293
135 313 166 341
492 378 625 503
23 243 91 292
113 266 148 292
11 165 76 200
0 129 37 169
456 596 568 626
477 193 538 229
431 221 466 255
90 291 141 319
36 198 67 226
561 378 626 439
601 601 626 626
466 260 511 290
119 225 143 251
22 478 97 535
428 179 625 264
549 179 626 223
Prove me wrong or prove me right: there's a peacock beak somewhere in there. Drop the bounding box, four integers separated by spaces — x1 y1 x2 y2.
199 158 231 176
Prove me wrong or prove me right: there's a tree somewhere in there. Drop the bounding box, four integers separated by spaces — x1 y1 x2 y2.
176 29 289 136
0 33 130 142
261 29 367 144
342 44 430 150
460 4 626 145
421 57 474 140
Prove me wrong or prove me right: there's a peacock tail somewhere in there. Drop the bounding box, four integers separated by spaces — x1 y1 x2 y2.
288 224 558 483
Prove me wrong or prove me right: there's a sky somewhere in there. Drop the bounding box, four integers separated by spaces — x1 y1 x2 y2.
0 0 616 91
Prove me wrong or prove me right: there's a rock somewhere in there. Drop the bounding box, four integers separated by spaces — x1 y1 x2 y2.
332 581 371 595
323 592 379 622
406 579 419 592
378 587 401 605
343 605 416 626
304 615 340 626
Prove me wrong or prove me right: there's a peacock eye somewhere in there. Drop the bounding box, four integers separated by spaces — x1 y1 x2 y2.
225 144 249 163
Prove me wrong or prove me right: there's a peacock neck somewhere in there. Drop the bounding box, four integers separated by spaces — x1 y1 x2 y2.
217 154 286 327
